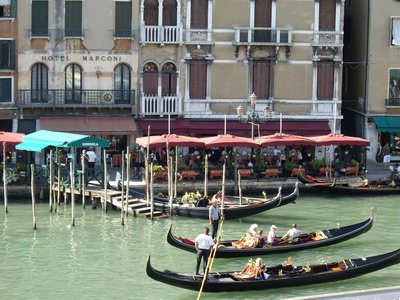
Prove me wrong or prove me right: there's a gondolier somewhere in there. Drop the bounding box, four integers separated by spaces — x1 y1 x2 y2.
195 227 214 275
209 198 221 239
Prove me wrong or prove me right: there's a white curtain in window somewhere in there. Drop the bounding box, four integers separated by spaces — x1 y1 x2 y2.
392 18 400 45
0 0 11 5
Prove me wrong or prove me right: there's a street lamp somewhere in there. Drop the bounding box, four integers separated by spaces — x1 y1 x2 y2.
236 93 270 139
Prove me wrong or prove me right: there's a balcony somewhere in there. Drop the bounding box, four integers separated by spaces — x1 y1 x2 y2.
63 29 84 38
141 26 182 44
113 29 135 39
140 95 181 115
29 29 50 38
312 31 343 47
234 27 292 46
19 89 135 107
385 98 400 107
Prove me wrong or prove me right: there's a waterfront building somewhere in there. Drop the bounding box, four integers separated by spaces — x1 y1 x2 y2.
138 0 344 137
343 0 400 161
17 0 139 164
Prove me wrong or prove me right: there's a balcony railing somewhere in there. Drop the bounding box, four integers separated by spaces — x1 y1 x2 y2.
113 29 135 38
141 26 182 44
140 95 181 115
312 31 343 46
29 29 50 37
19 89 135 107
64 29 84 38
386 98 400 107
234 27 292 45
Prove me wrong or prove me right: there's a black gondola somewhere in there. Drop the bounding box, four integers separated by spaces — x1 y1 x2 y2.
146 248 400 292
120 183 298 219
297 169 400 195
167 213 374 257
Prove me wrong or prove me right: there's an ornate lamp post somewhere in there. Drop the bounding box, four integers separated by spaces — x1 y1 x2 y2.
236 93 270 139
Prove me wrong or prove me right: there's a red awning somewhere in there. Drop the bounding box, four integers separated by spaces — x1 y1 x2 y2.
257 133 317 146
40 116 137 135
136 134 205 149
0 131 25 151
310 134 371 146
137 119 331 137
199 134 260 149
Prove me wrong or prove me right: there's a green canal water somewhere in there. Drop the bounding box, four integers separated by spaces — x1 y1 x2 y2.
0 192 399 300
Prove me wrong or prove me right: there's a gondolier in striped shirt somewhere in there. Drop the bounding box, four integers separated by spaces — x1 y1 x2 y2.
195 227 214 275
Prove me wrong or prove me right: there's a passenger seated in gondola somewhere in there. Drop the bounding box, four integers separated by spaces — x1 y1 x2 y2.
281 223 301 244
231 224 260 249
234 258 270 280
267 225 281 245
195 196 209 207
389 163 400 180
258 229 266 247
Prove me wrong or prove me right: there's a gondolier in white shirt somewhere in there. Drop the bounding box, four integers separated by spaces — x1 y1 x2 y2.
209 198 221 239
195 227 214 275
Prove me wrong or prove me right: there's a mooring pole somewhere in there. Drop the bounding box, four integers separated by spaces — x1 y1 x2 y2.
81 153 86 209
146 126 150 206
57 152 61 209
3 142 8 213
70 162 75 226
30 164 37 230
103 149 108 212
126 146 130 217
49 149 53 212
174 146 178 198
204 154 208 198
121 150 125 226
150 161 154 219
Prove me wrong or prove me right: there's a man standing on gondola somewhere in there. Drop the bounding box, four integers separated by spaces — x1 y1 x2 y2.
209 198 221 239
195 227 214 275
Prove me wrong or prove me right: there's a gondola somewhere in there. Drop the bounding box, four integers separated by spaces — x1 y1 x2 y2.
153 188 284 219
297 169 400 195
146 248 400 292
167 213 375 257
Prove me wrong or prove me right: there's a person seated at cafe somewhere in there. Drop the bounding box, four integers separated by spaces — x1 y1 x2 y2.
155 148 167 166
247 160 255 174
188 158 200 170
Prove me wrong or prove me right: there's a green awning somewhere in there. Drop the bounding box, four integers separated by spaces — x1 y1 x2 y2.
69 136 110 148
16 142 56 152
16 130 110 152
373 117 400 132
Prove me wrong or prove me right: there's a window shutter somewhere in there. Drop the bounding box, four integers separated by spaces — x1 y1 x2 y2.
0 78 12 102
144 0 158 25
115 2 132 34
143 72 158 96
317 61 334 100
162 72 177 96
10 0 16 17
254 0 271 27
32 1 48 34
9 40 15 69
319 0 335 31
252 61 270 99
65 1 82 33
191 0 208 29
163 0 177 26
190 60 207 99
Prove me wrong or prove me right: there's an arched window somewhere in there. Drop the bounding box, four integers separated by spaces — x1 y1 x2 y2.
65 63 82 103
31 63 48 102
114 64 131 104
144 0 158 25
163 0 177 26
161 62 177 96
143 63 158 96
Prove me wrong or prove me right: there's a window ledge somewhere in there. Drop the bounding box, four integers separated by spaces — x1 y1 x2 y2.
63 36 84 40
30 36 50 41
0 18 15 21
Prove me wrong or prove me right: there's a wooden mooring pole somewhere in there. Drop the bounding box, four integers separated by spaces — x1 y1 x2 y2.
70 162 75 227
49 149 54 212
150 161 154 220
103 149 108 212
30 164 37 230
121 150 125 226
3 142 8 213
126 146 130 217
81 152 86 209
204 154 208 198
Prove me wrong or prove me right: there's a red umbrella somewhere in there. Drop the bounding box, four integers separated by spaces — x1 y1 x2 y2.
310 134 370 146
0 131 25 151
199 134 261 149
136 134 205 149
256 133 316 146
